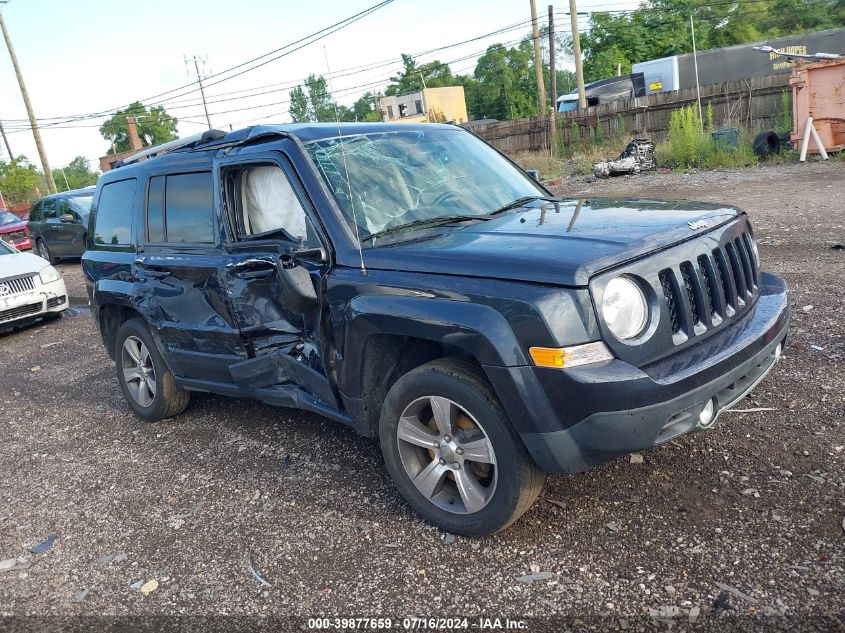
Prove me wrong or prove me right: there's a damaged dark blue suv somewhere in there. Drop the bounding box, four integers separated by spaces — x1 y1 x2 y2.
83 123 790 536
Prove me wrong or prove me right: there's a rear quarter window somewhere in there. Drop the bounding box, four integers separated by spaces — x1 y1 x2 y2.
163 172 214 243
93 178 136 248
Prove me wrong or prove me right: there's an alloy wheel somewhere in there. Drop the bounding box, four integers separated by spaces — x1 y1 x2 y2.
396 395 497 514
38 241 50 261
121 335 157 407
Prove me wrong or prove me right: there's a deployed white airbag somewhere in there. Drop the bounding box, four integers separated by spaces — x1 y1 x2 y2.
242 166 307 239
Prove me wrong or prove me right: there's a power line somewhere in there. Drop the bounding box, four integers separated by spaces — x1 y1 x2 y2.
1 15 536 124
1 21 537 131
1 0 398 128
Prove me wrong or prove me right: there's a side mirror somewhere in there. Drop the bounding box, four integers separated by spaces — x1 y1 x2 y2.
59 214 76 223
290 246 326 263
276 254 318 315
526 169 540 181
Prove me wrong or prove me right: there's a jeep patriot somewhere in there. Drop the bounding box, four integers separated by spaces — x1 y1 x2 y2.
83 123 790 535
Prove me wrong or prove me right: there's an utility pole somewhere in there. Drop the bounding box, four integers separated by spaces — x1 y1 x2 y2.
568 0 587 109
548 5 558 154
419 72 433 123
690 14 703 130
185 55 212 129
0 119 12 159
529 0 547 116
0 4 57 193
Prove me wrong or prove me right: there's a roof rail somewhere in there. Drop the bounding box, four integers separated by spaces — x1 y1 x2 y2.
116 129 227 167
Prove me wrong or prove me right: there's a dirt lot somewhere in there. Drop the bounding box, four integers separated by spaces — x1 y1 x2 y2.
1 161 843 630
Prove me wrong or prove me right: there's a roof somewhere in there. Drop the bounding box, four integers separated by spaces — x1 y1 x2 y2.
236 122 456 143
106 122 461 176
41 187 96 199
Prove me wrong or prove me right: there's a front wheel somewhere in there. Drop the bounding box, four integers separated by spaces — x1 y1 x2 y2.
379 358 545 536
37 239 56 264
114 319 190 422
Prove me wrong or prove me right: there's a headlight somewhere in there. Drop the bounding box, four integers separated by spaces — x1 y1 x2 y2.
39 265 61 284
601 276 648 340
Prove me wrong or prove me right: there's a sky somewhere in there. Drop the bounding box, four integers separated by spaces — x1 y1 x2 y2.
0 0 638 171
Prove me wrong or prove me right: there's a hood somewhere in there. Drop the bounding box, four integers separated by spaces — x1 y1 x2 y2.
0 251 51 278
0 219 27 235
361 198 742 286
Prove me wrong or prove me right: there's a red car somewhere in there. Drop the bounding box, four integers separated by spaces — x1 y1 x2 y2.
0 210 31 251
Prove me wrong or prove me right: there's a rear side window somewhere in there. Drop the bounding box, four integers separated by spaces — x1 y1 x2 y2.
146 176 165 242
29 201 42 222
145 172 214 244
94 179 136 246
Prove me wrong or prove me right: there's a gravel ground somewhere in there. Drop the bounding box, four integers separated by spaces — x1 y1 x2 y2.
1 161 843 631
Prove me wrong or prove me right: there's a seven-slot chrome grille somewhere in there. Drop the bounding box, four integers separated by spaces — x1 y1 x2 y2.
659 229 758 341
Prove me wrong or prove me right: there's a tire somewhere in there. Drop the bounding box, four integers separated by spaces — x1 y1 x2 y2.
379 358 545 536
752 131 780 158
114 318 190 422
37 239 57 264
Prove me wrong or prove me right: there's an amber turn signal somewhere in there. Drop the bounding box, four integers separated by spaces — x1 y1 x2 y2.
529 342 614 369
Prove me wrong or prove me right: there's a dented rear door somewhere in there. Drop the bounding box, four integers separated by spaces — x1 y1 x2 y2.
135 168 248 383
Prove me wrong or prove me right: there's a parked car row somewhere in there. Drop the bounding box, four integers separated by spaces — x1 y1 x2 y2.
0 189 90 331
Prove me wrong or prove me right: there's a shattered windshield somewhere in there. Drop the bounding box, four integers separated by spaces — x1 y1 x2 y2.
305 129 546 242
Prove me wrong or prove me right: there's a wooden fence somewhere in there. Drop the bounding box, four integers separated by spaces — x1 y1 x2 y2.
471 74 792 154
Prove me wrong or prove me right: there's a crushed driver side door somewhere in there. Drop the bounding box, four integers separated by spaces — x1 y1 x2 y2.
215 146 338 410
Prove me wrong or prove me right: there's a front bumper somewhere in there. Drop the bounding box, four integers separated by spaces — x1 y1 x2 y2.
0 233 31 251
485 272 790 473
13 237 32 251
0 277 68 328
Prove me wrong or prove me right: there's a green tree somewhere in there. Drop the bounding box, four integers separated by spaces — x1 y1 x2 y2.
385 54 455 96
0 156 41 207
99 101 178 155
349 92 382 122
289 85 310 123
471 41 538 120
288 74 340 123
52 156 99 192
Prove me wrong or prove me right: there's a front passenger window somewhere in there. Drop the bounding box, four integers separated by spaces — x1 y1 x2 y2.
237 165 309 242
42 199 57 220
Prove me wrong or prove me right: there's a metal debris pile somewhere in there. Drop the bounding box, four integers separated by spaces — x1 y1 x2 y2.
593 139 657 178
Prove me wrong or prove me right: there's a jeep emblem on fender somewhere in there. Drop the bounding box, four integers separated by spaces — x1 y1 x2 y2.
688 220 709 230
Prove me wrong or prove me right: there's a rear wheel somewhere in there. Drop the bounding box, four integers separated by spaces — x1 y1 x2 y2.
379 358 545 536
37 239 56 264
115 319 190 422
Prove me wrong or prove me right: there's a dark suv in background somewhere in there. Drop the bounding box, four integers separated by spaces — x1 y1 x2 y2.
28 187 94 263
83 124 789 536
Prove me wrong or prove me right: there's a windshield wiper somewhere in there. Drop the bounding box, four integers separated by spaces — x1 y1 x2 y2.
360 214 491 243
490 195 557 216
